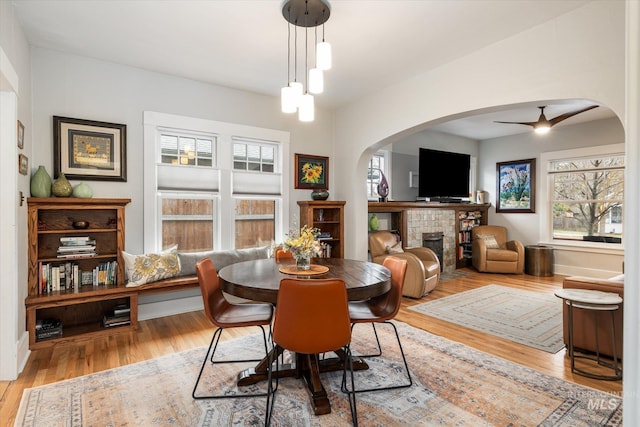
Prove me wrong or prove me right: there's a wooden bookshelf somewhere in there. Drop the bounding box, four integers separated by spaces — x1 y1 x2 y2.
25 197 132 349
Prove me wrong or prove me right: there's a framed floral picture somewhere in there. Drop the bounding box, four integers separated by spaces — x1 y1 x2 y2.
294 153 329 189
496 158 536 213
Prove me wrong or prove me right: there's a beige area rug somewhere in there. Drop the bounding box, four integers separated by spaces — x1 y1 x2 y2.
410 284 564 353
16 321 621 426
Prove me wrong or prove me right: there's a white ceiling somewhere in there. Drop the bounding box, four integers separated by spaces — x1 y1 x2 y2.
12 0 616 140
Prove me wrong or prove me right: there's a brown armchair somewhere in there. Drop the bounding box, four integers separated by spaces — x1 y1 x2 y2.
471 225 524 273
562 275 624 358
368 231 440 298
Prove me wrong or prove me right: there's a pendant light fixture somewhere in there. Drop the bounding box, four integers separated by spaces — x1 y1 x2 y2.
281 0 331 121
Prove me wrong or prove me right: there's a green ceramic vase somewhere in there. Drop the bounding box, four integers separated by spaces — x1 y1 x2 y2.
30 165 52 198
72 182 93 198
51 173 73 197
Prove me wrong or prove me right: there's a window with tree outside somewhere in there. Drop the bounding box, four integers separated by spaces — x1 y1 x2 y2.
549 153 624 244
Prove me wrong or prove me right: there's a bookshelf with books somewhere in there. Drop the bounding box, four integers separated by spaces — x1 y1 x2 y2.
456 207 487 268
25 197 133 349
298 200 345 258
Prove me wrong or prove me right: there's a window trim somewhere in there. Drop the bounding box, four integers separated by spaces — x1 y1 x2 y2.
143 111 290 253
539 143 625 253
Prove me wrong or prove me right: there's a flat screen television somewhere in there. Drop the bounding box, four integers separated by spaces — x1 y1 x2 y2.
418 148 470 201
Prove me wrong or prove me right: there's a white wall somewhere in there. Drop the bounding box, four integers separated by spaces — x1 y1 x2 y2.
30 48 335 255
0 0 33 380
333 1 625 262
478 117 625 277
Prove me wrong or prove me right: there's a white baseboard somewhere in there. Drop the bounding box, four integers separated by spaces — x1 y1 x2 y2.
17 331 30 376
138 296 203 321
554 264 619 279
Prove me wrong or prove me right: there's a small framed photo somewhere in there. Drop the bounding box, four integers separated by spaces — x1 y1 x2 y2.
53 116 127 181
294 153 329 190
496 158 536 213
17 120 24 149
19 154 28 175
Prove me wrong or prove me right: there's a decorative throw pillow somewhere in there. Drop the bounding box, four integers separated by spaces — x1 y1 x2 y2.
386 241 405 254
122 245 181 287
476 234 500 249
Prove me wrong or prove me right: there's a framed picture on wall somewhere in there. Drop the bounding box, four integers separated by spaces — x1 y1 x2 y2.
496 158 536 213
53 116 127 182
294 153 329 189
17 120 25 149
18 154 28 175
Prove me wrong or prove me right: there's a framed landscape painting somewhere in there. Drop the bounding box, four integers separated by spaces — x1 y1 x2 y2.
294 153 329 189
496 158 536 213
53 116 127 182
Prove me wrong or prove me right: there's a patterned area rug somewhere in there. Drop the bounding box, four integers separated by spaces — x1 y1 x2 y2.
410 284 564 353
16 321 620 426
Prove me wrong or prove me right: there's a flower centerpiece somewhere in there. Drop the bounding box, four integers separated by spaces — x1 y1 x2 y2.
282 225 322 270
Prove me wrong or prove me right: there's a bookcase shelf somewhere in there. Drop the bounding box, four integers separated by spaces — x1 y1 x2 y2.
297 200 345 258
26 197 131 349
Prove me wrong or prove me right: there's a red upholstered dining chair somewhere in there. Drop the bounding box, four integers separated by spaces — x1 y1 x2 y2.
346 256 412 393
274 247 293 262
265 278 358 426
192 258 273 400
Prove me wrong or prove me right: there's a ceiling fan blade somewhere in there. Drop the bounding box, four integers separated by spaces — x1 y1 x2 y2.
493 120 537 127
548 105 598 126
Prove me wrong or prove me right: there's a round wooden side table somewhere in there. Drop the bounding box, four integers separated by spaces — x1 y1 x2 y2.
554 288 622 380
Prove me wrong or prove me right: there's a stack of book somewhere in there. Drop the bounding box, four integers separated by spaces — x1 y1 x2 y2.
35 318 63 341
103 304 131 328
57 236 97 258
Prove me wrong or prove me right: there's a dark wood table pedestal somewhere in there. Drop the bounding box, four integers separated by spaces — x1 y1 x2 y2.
237 347 368 415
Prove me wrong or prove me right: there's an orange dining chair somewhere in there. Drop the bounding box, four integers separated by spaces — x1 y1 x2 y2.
274 247 294 262
265 278 358 426
192 258 273 400
346 256 412 393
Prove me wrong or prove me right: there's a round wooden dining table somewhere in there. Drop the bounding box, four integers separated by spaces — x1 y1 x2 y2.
218 257 391 415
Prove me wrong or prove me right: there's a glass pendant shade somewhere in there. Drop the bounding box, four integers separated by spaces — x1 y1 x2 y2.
299 93 315 122
289 81 303 107
309 68 324 94
316 41 332 70
281 86 297 113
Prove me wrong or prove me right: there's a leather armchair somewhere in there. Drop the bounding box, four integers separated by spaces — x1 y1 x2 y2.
368 231 440 298
562 275 624 359
471 225 524 273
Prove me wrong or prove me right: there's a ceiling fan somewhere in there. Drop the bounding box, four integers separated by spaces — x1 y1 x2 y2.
494 105 598 134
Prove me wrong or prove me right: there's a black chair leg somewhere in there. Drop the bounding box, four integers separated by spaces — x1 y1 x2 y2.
265 344 280 426
344 321 412 394
350 323 383 357
192 325 271 399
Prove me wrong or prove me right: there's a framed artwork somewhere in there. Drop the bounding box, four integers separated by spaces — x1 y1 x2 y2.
496 158 536 213
294 153 329 189
53 116 127 181
17 120 25 149
18 154 28 175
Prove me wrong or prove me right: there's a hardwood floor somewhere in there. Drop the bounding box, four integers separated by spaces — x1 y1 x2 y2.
0 269 622 425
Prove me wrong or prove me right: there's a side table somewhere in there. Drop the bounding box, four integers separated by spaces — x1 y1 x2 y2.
525 245 554 276
554 288 622 381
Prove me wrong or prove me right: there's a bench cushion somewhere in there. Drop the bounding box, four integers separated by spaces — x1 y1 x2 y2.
177 246 269 276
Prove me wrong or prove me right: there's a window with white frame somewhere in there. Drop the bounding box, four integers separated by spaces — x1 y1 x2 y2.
143 112 289 253
543 145 624 245
367 151 389 200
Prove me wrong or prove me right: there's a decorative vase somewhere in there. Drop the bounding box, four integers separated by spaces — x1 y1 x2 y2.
311 189 329 200
30 165 52 198
51 173 73 197
377 171 389 202
369 213 379 231
294 254 311 271
72 182 93 198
